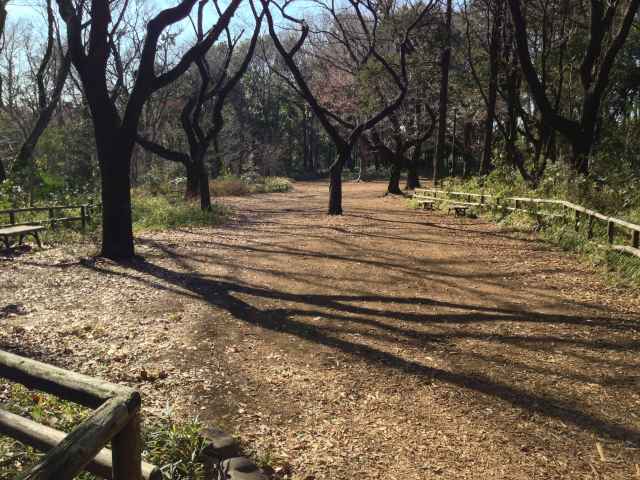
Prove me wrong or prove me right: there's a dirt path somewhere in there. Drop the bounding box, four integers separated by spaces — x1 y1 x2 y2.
2 181 640 479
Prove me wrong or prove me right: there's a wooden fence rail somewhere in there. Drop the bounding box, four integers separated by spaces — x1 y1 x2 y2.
0 204 100 232
413 188 640 259
0 350 161 480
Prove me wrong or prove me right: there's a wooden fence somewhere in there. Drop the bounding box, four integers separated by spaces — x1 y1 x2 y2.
0 204 100 232
413 188 640 259
0 350 160 479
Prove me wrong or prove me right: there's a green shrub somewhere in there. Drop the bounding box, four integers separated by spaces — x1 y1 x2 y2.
131 194 227 231
260 176 292 193
210 176 250 197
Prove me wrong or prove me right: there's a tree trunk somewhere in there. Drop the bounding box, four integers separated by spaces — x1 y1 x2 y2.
193 150 211 211
434 0 453 187
387 161 402 194
184 161 200 200
480 0 503 175
405 145 421 190
97 135 135 260
328 150 347 215
0 158 5 182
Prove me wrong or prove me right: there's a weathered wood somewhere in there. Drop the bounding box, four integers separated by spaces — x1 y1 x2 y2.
21 395 139 480
612 245 640 259
81 206 87 232
0 409 160 480
48 208 56 230
415 188 640 239
0 225 45 235
0 225 44 250
112 413 142 480
608 221 615 244
0 350 130 408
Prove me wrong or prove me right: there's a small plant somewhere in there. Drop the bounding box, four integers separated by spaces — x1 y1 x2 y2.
261 177 292 193
144 417 209 480
0 382 214 480
131 194 227 231
210 176 251 197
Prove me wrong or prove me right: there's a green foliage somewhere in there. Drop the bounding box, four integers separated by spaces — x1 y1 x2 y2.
256 176 292 193
210 175 292 196
0 382 212 480
131 193 227 231
144 417 209 480
210 176 251 197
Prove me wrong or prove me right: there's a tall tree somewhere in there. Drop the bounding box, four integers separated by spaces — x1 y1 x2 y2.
55 0 242 259
137 7 264 210
479 0 502 176
262 0 432 214
508 0 640 174
0 0 7 182
433 0 453 186
12 0 72 194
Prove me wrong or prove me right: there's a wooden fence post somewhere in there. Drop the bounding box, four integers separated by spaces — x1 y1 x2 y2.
632 230 639 249
49 208 56 230
9 211 15 225
81 206 87 233
608 221 615 244
587 215 594 240
574 210 580 232
112 413 142 480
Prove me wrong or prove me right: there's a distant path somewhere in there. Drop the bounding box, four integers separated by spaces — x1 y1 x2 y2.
2 181 639 479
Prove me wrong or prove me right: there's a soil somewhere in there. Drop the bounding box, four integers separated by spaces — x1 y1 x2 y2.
1 180 639 479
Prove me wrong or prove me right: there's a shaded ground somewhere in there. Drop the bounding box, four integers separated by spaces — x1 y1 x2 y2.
1 181 640 479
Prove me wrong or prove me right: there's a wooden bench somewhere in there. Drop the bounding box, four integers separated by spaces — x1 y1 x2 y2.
0 225 44 250
415 199 435 210
448 205 469 217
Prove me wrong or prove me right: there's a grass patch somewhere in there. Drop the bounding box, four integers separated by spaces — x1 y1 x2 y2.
482 206 640 287
256 176 292 193
210 176 251 197
0 382 211 480
211 175 293 196
131 194 227 232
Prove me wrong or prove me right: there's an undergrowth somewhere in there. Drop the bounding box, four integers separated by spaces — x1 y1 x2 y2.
131 194 227 232
0 382 210 480
210 175 292 196
414 161 640 286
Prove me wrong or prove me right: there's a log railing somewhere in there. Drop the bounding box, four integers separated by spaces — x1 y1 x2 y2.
413 188 640 258
0 350 161 480
0 204 100 232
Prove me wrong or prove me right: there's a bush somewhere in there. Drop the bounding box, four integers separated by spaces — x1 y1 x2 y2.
210 176 251 197
131 194 227 231
258 176 292 193
210 175 292 196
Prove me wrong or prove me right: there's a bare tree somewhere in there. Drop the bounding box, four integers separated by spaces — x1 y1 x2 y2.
261 0 433 214
137 5 264 210
11 0 72 194
0 0 8 181
55 0 243 259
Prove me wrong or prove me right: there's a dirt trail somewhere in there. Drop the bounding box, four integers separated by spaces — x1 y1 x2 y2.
2 181 640 479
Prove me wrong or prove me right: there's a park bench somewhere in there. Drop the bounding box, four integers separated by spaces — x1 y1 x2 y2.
415 198 435 210
0 224 44 250
448 204 469 217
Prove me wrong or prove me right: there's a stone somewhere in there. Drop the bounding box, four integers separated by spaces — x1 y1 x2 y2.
202 427 239 459
220 457 266 480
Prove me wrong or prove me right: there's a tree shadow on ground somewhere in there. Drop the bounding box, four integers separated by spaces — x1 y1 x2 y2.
79 248 640 447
